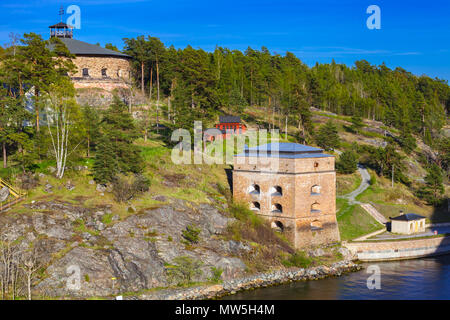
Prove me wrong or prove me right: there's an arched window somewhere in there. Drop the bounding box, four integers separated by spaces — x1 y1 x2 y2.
271 221 284 232
314 162 319 168
311 185 321 195
311 220 322 231
270 186 282 196
82 68 89 77
101 68 108 77
117 69 122 77
248 184 260 195
311 202 320 213
271 204 282 213
251 202 260 211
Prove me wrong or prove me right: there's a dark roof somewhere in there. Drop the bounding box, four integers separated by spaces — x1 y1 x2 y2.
390 213 426 221
235 143 334 159
219 115 241 123
48 38 130 58
49 22 73 28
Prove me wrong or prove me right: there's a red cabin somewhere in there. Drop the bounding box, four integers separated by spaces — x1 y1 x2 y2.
205 115 247 141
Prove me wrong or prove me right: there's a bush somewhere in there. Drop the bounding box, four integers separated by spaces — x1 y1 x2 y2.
165 256 203 286
336 150 358 174
111 173 150 202
229 202 262 227
208 267 223 283
281 251 312 268
181 224 201 245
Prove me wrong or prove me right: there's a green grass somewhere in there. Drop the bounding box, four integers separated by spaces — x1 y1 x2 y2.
336 198 383 241
336 172 362 196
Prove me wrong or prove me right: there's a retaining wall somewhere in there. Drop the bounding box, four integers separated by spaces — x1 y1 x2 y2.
343 236 450 261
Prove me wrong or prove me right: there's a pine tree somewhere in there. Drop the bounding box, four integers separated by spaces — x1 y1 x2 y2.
93 96 143 183
350 114 364 133
336 150 358 174
417 164 444 205
315 120 340 151
93 136 119 184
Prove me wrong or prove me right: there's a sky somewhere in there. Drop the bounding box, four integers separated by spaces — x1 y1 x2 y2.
0 0 449 81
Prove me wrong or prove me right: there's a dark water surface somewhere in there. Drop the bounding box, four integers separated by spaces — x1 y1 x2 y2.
223 255 450 300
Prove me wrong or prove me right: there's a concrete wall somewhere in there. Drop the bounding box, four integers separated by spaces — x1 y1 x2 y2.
233 154 340 248
344 236 450 261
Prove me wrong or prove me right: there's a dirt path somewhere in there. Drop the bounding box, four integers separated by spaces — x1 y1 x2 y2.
336 150 387 226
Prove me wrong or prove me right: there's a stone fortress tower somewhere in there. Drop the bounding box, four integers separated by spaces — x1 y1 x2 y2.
233 143 340 249
48 22 132 91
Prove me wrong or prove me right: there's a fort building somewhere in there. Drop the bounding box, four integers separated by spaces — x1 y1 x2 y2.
48 22 132 92
232 142 340 248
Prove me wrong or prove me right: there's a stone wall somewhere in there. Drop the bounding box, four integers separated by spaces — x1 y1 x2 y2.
233 154 340 249
343 236 450 261
71 55 131 92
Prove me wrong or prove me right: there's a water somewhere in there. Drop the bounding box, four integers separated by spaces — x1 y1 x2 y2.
223 255 450 300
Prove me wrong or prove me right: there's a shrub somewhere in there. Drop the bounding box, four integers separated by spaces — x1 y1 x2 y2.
111 173 150 202
181 224 201 245
165 256 203 286
229 202 262 227
208 267 223 283
336 150 358 174
281 251 312 268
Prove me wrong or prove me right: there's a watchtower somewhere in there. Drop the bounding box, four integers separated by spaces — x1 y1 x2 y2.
232 143 340 248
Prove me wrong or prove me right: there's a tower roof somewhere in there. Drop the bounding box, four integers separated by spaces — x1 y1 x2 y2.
48 38 130 58
49 22 73 29
235 142 334 159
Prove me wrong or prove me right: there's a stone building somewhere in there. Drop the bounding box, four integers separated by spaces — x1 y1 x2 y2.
390 213 426 234
48 22 132 92
232 142 340 249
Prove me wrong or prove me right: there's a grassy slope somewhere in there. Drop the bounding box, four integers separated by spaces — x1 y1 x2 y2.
221 104 450 233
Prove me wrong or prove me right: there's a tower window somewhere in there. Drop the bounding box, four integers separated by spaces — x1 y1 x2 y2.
311 202 321 213
82 68 89 77
311 185 321 195
314 162 319 168
248 184 260 195
311 220 322 231
102 68 108 77
271 204 282 213
271 221 284 232
251 202 260 211
270 186 282 196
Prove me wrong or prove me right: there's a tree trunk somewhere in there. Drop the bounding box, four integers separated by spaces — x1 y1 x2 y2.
2 142 6 169
156 56 160 134
35 88 40 133
285 116 288 140
141 61 145 95
27 273 31 300
149 67 153 100
87 136 90 158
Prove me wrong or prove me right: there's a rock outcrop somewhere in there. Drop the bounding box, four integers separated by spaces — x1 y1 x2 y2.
0 199 248 298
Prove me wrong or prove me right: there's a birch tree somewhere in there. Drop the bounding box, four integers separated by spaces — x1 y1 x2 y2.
46 79 83 179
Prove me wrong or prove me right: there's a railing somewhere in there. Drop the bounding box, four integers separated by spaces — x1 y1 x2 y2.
0 196 25 213
0 178 26 213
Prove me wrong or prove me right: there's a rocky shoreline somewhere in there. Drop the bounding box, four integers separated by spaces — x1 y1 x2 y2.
134 260 362 300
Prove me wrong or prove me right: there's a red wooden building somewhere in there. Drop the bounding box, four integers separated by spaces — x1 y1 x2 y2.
205 115 247 141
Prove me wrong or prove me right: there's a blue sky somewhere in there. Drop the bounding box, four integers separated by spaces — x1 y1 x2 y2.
0 0 449 80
